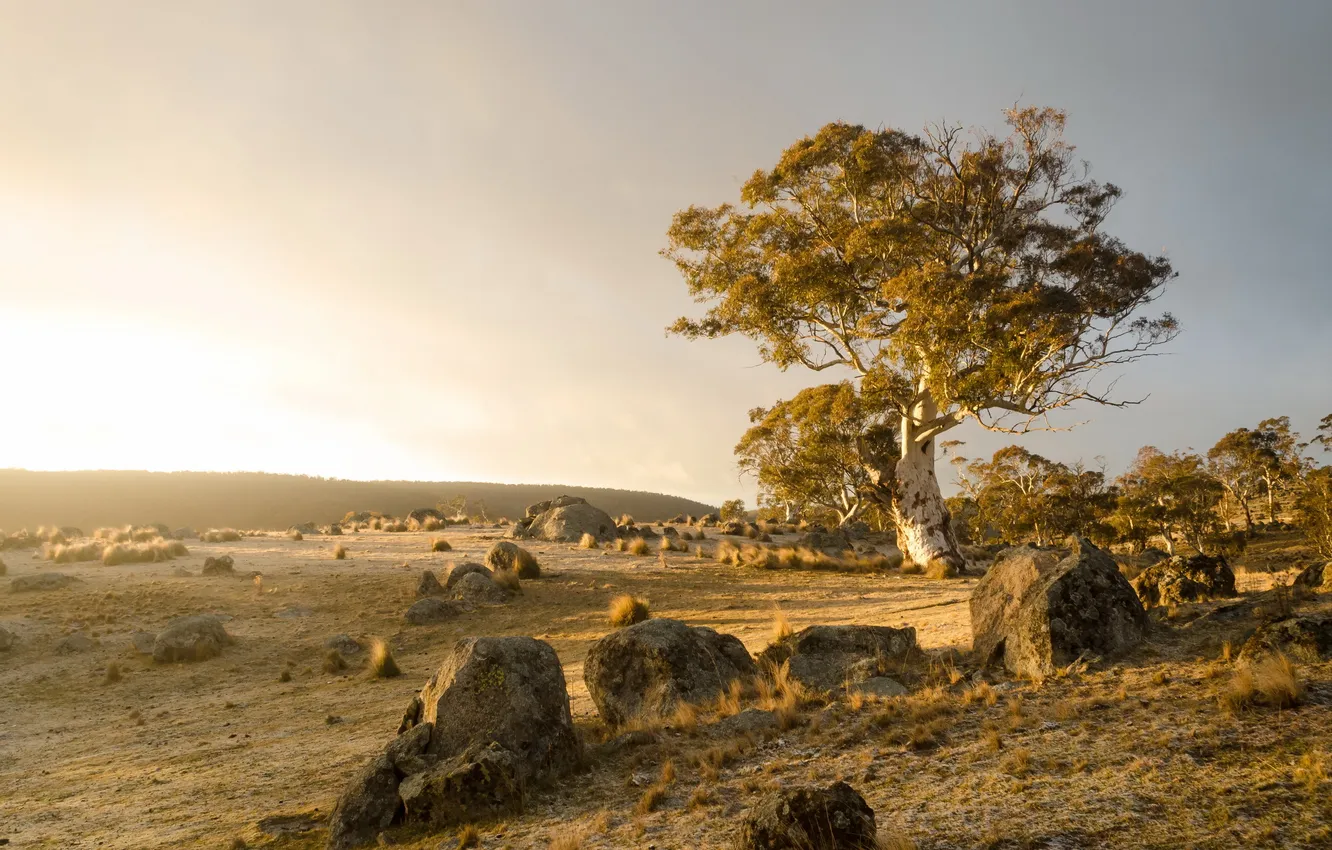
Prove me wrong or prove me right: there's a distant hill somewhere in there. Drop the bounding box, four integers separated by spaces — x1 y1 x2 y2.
0 470 717 531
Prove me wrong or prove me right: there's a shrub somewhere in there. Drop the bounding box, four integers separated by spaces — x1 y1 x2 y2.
42 542 104 564
772 609 793 643
456 824 480 849
432 538 453 552
579 533 598 549
627 537 650 556
369 639 401 678
609 594 650 628
1221 653 1304 712
614 538 627 552
333 544 348 560
659 536 686 553
101 538 186 566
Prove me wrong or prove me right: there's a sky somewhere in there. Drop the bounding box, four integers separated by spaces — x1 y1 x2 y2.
1 0 1329 506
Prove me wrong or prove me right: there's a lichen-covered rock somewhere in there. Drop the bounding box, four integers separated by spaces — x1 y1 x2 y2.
326 723 433 850
405 597 462 624
397 742 524 826
451 571 510 604
10 572 77 592
1132 553 1237 607
416 570 445 597
153 614 231 663
583 618 757 725
522 501 617 543
1293 561 1332 592
444 562 491 589
202 555 235 575
56 633 94 654
1241 614 1332 661
484 542 540 579
970 538 1148 679
757 625 918 693
738 781 877 850
326 634 363 655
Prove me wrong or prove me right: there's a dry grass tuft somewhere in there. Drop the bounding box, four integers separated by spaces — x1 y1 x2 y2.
432 538 453 552
626 537 650 556
101 539 186 566
772 608 794 643
579 533 598 549
614 538 628 552
900 560 924 575
492 568 522 593
635 782 667 815
104 662 121 684
1001 746 1033 777
1220 653 1304 712
287 529 303 541
924 558 959 580
715 679 744 717
455 824 480 849
669 701 698 733
659 536 687 553
548 827 583 850
200 528 242 543
333 544 348 560
323 650 348 674
609 594 650 628
369 639 401 678
42 541 104 564
876 830 919 850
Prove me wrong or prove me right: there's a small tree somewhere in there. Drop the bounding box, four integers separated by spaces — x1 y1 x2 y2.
1295 467 1332 558
719 499 747 522
1113 447 1222 556
1206 427 1272 532
438 495 467 521
735 382 896 528
959 446 1113 545
1251 417 1303 523
665 107 1177 570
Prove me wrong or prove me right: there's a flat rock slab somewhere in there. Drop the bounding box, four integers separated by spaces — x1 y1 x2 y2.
11 573 78 593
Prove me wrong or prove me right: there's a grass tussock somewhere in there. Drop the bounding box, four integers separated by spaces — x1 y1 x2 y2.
104 662 121 684
626 537 650 556
513 548 541 579
614 538 627 552
455 824 480 849
42 541 104 564
659 536 687 553
333 544 348 560
1220 653 1304 713
772 609 793 643
609 594 651 628
579 532 598 549
369 639 401 678
101 539 187 566
323 650 348 674
200 528 242 543
492 568 522 593
432 538 453 552
287 529 303 541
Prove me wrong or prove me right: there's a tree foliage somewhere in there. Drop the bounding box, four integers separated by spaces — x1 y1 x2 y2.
1295 467 1332 558
958 446 1114 545
719 499 747 522
735 382 896 527
1112 447 1222 555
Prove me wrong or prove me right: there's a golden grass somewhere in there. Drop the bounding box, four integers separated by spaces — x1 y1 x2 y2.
369 639 400 678
579 533 598 549
548 828 583 850
900 560 924 575
659 536 687 553
287 529 303 541
609 594 650 628
41 541 104 564
456 824 480 849
715 679 743 717
432 538 453 552
323 650 348 674
333 544 348 560
492 568 522 593
104 662 121 684
101 539 187 566
514 547 542 579
200 528 242 543
1220 653 1304 712
627 537 650 556
614 538 628 552
669 701 698 733
772 608 794 643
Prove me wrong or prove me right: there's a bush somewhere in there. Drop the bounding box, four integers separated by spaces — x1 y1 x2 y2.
627 537 650 556
369 639 400 678
609 594 650 627
1221 653 1304 712
42 542 104 564
101 538 187 566
287 529 303 541
432 538 452 552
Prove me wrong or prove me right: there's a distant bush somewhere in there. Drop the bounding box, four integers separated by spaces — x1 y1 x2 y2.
41 542 104 564
200 528 242 543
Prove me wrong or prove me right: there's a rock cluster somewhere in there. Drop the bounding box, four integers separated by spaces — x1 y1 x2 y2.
757 625 918 693
511 495 618 544
1132 553 1237 607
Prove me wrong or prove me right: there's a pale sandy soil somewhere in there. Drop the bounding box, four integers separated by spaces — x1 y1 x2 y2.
4 528 1331 850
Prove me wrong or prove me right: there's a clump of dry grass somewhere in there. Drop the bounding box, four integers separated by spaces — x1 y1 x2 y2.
716 679 744 717
900 560 924 575
669 701 698 733
333 544 348 560
548 827 583 850
772 609 793 643
101 538 187 566
432 538 453 552
1001 746 1033 777
287 529 303 541
609 594 650 628
369 639 401 678
626 537 650 556
200 528 242 543
579 533 598 549
42 541 104 564
614 538 628 552
1220 653 1304 712
635 760 676 815
323 650 348 674
104 662 121 684
492 568 522 593
659 536 687 553
455 824 480 848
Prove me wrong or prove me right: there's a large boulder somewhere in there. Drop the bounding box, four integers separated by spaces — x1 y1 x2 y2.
970 538 1148 680
738 781 877 850
525 500 553 519
583 618 757 725
416 570 445 597
451 571 510 604
522 502 617 544
1132 553 1237 608
153 615 231 663
405 598 462 625
328 637 579 848
757 625 918 693
1293 561 1332 592
10 572 78 592
1241 614 1332 661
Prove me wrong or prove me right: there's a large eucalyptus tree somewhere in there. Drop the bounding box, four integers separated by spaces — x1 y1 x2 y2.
665 107 1177 571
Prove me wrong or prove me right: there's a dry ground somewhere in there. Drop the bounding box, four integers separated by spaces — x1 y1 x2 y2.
1 527 1329 849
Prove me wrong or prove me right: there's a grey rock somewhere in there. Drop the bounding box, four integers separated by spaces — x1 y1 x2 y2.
583 618 757 725
444 562 491 589
326 723 433 850
416 570 445 597
1132 553 1237 607
153 614 231 663
130 631 156 654
971 537 1148 680
0 626 15 651
202 555 235 575
757 625 918 693
10 572 77 592
397 742 523 826
451 571 510 605
522 502 617 543
853 677 908 698
1293 561 1332 592
405 597 462 625
326 634 363 655
713 708 778 737
484 541 539 578
56 633 94 654
738 781 877 850
1241 614 1332 660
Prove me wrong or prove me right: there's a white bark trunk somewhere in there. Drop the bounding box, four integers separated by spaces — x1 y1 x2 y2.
892 435 965 574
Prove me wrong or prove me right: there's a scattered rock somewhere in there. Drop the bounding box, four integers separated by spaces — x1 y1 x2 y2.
451 571 510 604
1294 561 1332 592
416 570 445 597
1132 553 1237 607
257 811 324 837
738 781 877 850
56 633 94 654
1242 614 1332 660
713 707 779 737
202 555 235 576
397 742 523 826
853 677 909 698
444 563 491 589
130 631 156 654
10 572 77 593
970 537 1148 679
757 625 919 693
326 634 363 655
583 617 757 725
516 501 617 543
170 567 192 577
153 615 231 663
0 626 15 651
796 531 852 555
404 598 463 625
326 723 433 850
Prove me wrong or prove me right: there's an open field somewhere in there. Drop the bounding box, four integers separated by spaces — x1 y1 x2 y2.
3 527 1331 849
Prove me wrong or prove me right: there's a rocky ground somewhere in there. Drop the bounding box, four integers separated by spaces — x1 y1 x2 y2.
2 526 1329 849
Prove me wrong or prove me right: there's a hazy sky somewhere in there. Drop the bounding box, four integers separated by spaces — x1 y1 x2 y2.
2 1 1329 505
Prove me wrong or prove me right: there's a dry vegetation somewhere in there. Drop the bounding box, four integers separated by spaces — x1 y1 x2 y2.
3 524 1332 849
